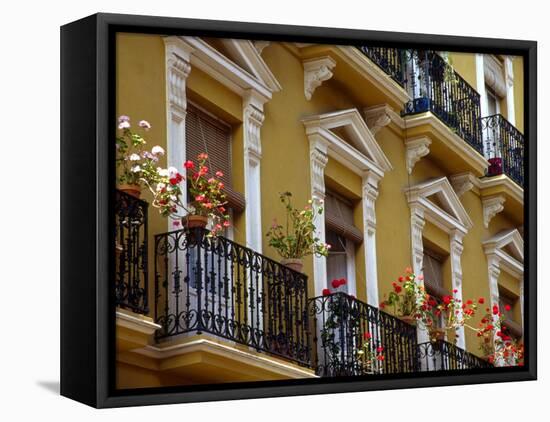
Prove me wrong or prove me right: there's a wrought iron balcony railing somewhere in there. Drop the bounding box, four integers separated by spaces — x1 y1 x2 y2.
357 46 406 87
417 340 493 370
309 292 419 376
309 293 493 376
115 190 149 314
482 114 524 187
154 227 311 367
402 50 484 154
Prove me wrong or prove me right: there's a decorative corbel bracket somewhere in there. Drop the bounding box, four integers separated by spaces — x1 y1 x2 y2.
303 56 336 101
364 105 392 136
482 195 506 228
405 136 431 174
450 173 476 197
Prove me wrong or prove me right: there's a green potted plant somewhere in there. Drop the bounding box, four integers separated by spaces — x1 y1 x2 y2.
379 268 434 328
115 115 162 198
148 153 230 236
266 192 330 272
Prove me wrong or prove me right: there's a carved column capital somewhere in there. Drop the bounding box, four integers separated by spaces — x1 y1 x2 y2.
244 103 265 162
309 138 329 200
303 56 336 101
362 176 379 233
482 195 506 228
405 136 431 174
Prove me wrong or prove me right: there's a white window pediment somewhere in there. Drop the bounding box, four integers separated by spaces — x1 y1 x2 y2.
302 108 393 178
178 36 273 104
221 39 282 93
483 229 524 277
405 177 473 233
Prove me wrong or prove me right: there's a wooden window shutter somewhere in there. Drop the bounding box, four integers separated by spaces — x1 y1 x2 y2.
324 191 363 244
422 249 450 299
185 104 245 212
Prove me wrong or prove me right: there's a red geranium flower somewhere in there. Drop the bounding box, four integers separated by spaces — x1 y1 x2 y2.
478 297 485 304
443 295 452 305
394 285 402 293
184 160 194 169
322 288 331 296
492 305 499 315
504 304 511 312
331 279 340 289
363 332 372 340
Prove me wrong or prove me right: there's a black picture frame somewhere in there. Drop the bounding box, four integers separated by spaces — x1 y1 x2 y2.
60 12 537 408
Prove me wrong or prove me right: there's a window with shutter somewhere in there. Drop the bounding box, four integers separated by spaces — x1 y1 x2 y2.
185 103 246 212
326 229 349 294
324 191 363 244
422 248 449 329
325 190 360 294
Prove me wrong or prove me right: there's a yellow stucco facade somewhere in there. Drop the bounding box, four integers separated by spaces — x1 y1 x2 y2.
115 33 524 388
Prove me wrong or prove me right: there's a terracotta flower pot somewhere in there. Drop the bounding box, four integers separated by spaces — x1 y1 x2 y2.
118 183 141 198
281 258 304 273
429 328 446 342
399 315 417 326
182 214 209 229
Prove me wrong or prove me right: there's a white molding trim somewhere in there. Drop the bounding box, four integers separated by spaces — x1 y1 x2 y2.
405 177 473 347
302 108 393 177
476 54 489 118
482 229 524 365
309 138 329 296
403 112 489 176
478 174 524 203
363 175 381 306
243 97 265 253
504 57 516 126
164 37 194 229
335 46 411 106
302 56 336 101
178 36 272 102
116 310 161 336
404 177 474 233
134 337 318 379
221 39 282 92
302 109 392 301
482 195 506 228
405 136 431 174
253 40 270 55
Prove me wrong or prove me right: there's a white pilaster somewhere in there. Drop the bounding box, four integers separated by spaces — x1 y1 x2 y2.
243 93 265 253
362 173 380 307
309 136 329 296
476 54 488 117
487 254 504 366
410 206 429 344
504 57 516 126
450 230 466 349
164 37 194 228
